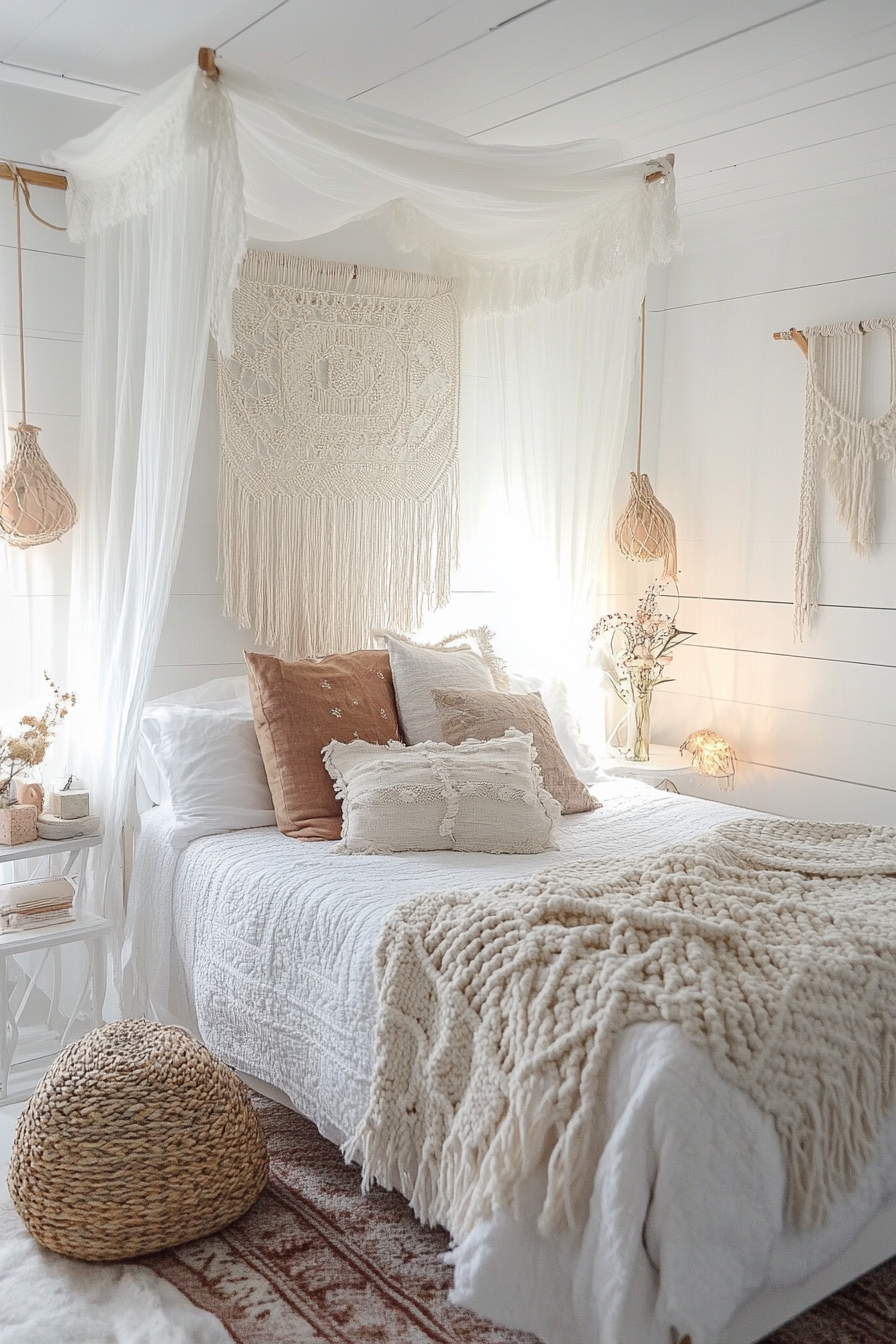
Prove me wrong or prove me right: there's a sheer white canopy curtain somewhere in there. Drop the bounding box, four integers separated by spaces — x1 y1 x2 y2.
48 60 679 927
457 272 646 679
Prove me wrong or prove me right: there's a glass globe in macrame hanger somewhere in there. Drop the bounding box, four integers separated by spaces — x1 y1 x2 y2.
0 166 77 549
614 298 677 580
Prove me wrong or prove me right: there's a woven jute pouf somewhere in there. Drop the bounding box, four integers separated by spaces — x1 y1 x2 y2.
7 1019 269 1261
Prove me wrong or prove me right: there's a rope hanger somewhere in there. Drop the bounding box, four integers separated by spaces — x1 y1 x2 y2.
613 297 678 579
4 166 65 425
0 164 78 548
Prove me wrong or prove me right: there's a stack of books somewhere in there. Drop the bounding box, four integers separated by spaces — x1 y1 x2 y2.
0 877 76 934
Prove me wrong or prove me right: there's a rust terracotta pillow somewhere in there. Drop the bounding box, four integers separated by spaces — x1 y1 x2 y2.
432 687 598 815
246 650 402 840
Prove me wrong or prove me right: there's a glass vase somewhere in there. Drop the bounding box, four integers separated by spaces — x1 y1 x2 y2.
628 671 652 762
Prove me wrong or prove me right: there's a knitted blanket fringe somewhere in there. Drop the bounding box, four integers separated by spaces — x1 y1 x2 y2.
346 819 896 1240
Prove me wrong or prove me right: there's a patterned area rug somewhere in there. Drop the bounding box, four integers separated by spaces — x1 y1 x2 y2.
762 1257 896 1342
142 1093 896 1344
142 1093 537 1343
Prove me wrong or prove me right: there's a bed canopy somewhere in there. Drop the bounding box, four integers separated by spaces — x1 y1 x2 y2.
45 55 680 923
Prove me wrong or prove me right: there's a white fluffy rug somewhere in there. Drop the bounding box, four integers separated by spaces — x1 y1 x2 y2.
0 1107 229 1344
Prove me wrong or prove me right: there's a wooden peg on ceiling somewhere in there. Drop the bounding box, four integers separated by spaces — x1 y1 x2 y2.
198 47 220 81
645 153 675 184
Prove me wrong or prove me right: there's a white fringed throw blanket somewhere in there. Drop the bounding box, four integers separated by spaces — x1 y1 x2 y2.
218 251 459 659
348 819 896 1239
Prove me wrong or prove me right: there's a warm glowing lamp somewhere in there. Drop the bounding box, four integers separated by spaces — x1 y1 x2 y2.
680 729 736 791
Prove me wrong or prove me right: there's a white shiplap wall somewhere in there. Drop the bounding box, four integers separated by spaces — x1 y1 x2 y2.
600 211 896 825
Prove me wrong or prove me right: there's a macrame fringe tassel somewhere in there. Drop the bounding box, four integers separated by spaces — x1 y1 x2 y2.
793 320 896 640
793 414 822 641
220 464 458 659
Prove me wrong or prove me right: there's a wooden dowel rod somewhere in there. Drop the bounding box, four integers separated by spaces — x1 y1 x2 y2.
198 47 220 81
0 164 67 191
773 327 809 358
645 153 675 184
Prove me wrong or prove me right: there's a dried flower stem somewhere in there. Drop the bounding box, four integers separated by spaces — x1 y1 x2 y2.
0 672 75 804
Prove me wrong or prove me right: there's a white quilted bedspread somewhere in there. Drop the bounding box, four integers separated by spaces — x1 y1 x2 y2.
124 779 896 1344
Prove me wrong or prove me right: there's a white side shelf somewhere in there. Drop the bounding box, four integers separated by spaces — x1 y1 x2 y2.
0 831 102 867
0 833 109 1105
0 910 111 955
602 745 692 777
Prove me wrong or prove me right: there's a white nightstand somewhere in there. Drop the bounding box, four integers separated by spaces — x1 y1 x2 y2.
0 832 111 1105
601 745 693 793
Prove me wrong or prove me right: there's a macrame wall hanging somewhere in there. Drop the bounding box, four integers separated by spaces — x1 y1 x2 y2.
218 250 459 659
0 165 77 549
791 318 896 639
614 297 677 579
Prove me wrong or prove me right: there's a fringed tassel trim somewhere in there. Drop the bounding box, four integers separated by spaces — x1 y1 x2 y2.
219 463 458 659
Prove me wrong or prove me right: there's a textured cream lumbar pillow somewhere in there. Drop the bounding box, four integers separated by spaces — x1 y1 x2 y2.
322 729 560 855
382 632 495 744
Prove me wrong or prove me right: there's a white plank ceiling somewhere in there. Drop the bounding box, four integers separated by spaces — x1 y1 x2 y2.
1 0 894 240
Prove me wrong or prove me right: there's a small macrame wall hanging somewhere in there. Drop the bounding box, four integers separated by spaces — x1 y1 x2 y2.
792 318 896 638
0 165 77 549
218 250 459 659
614 297 677 580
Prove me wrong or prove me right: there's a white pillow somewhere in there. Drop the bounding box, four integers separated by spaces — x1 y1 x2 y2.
141 703 275 849
384 633 495 744
323 729 560 855
150 675 251 708
139 677 252 805
507 673 606 788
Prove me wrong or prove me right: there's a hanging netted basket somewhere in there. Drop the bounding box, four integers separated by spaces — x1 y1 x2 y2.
1 164 77 550
0 422 77 548
614 470 677 580
612 298 678 581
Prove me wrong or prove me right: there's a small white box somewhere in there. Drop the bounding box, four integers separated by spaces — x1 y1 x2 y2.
49 790 90 820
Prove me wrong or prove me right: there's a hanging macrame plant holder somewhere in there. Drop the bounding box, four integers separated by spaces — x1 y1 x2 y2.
0 423 77 546
0 165 77 549
614 298 677 579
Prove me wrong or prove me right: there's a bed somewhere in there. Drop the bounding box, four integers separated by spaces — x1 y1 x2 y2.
125 775 896 1344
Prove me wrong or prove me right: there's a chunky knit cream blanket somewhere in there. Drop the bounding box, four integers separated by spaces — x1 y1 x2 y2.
348 819 896 1239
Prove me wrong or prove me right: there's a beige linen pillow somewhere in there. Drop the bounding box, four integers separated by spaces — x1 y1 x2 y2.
322 729 560 855
383 632 495 744
432 687 598 815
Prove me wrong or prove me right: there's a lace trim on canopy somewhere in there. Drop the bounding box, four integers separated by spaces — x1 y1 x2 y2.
385 162 680 316
46 67 246 354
